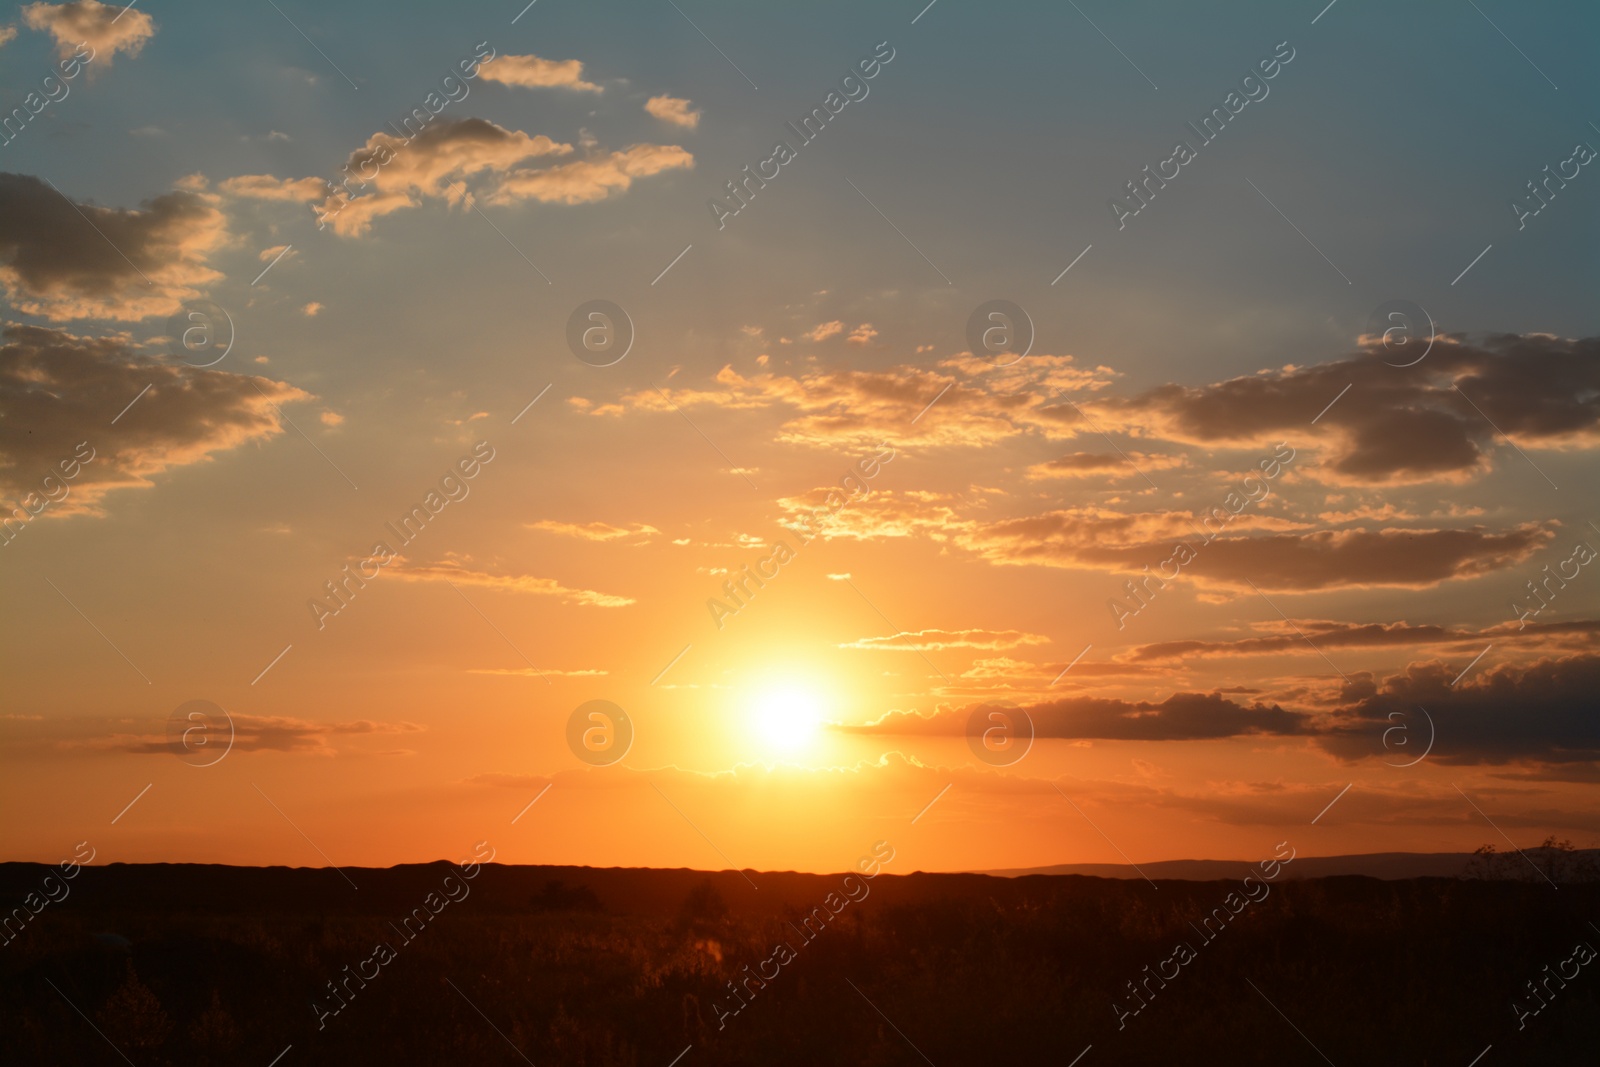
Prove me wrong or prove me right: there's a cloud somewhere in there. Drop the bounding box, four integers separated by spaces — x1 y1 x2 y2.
645 95 700 128
390 559 634 607
844 692 1308 742
841 628 1051 652
477 53 602 93
303 302 322 316
23 0 156 67
773 457 1550 595
778 488 964 542
527 519 660 542
956 656 1170 688
314 118 573 236
846 323 879 345
1026 451 1187 479
112 714 423 756
1106 333 1600 485
0 172 227 322
1124 618 1600 663
609 357 1115 450
233 120 692 234
0 25 15 48
468 666 607 677
486 143 693 206
0 324 310 515
957 508 1552 592
220 174 328 202
1318 653 1600 766
598 331 1597 471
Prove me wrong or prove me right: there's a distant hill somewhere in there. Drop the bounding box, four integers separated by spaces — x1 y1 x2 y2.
980 849 1600 880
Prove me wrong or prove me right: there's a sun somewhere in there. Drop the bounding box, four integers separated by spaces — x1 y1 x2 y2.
751 685 825 754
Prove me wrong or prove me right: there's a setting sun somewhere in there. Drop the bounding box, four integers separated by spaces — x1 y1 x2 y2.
751 685 825 754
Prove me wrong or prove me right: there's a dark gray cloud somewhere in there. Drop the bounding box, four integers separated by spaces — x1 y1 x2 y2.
958 508 1552 592
0 172 227 321
1108 333 1600 484
1124 618 1600 661
1318 653 1600 766
105 715 425 755
0 323 309 514
842 691 1309 742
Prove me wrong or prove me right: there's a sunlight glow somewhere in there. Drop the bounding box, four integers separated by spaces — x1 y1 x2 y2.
752 686 825 754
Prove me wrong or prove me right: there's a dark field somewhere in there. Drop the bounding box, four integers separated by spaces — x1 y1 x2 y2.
2 861 1595 1065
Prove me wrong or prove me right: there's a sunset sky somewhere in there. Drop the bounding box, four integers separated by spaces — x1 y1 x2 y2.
2 0 1597 877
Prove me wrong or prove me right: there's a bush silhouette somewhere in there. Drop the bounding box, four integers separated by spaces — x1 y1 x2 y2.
97 965 172 1052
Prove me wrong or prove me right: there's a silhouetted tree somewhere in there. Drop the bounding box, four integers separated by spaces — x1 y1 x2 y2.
1462 836 1599 882
98 965 172 1053
188 989 241 1063
676 879 728 930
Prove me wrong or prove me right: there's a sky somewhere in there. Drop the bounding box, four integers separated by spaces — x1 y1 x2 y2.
1 0 1597 877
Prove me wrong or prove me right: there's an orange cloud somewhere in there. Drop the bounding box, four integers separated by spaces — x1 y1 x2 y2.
841 628 1050 652
645 95 700 128
477 53 602 92
222 119 618 236
608 357 1116 450
220 174 328 202
227 120 595 238
468 667 608 677
319 119 573 235
488 144 693 205
527 519 661 542
23 0 155 67
777 488 963 542
390 559 634 607
1026 451 1187 479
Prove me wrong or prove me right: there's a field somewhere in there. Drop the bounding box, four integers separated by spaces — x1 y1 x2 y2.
2 861 1595 1065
